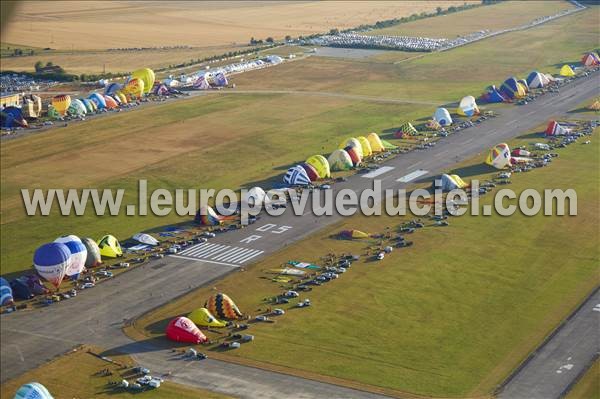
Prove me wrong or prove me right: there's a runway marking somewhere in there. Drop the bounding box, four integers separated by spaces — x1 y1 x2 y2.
362 166 394 178
169 255 240 268
174 242 264 265
3 328 79 345
506 120 518 126
592 303 600 312
397 169 429 183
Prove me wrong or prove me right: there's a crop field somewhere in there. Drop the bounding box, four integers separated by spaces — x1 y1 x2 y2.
367 0 575 38
2 6 598 276
0 345 230 399
129 127 600 397
1 1 466 50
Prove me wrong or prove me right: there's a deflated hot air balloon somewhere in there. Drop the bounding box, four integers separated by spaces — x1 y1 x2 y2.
115 91 128 104
33 242 71 289
283 165 311 186
131 68 155 94
188 307 227 327
51 95 71 116
433 108 452 126
205 293 243 320
244 186 269 207
357 136 373 157
306 155 330 179
339 230 370 239
104 82 122 96
300 162 319 182
545 120 571 136
54 235 87 279
166 316 207 344
1 106 28 128
437 174 469 192
70 99 87 116
133 233 159 246
485 143 511 169
97 235 122 258
559 64 575 77
81 98 95 113
13 382 54 399
344 145 362 167
125 78 145 99
456 95 479 117
328 149 353 171
367 132 384 153
195 206 223 225
0 277 14 306
82 237 102 268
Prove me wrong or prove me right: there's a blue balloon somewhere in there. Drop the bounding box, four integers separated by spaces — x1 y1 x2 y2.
33 243 71 288
0 277 13 306
88 93 106 109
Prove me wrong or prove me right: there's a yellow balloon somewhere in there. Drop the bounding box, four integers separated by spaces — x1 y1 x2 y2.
131 68 155 94
51 94 71 116
125 78 144 99
306 155 330 178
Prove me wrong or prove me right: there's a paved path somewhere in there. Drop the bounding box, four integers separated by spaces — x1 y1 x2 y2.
1 72 598 398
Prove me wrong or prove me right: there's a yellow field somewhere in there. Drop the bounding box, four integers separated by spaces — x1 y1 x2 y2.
2 1 470 50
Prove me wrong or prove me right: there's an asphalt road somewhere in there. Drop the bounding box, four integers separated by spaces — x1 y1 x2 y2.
1 71 598 398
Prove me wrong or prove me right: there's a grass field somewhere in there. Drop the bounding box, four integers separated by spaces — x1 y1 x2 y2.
566 360 600 399
2 1 466 50
129 126 600 397
1 7 598 277
0 345 229 399
367 0 575 38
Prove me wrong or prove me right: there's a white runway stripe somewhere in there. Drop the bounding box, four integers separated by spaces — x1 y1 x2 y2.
362 166 394 178
236 250 264 263
397 169 429 183
225 248 260 263
174 242 264 265
212 247 242 261
217 247 255 262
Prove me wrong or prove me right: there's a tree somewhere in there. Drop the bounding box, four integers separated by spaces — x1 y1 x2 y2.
329 28 339 35
46 61 54 67
266 37 274 43
34 61 43 72
285 35 292 42
436 6 443 14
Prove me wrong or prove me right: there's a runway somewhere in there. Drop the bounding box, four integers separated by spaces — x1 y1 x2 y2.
1 71 598 398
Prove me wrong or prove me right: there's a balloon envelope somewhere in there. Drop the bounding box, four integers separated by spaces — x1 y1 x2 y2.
166 316 207 344
131 68 155 94
485 143 511 169
14 382 54 399
305 155 330 179
54 235 87 277
205 293 243 320
51 95 71 116
0 277 14 306
82 237 102 267
328 149 353 171
33 243 71 288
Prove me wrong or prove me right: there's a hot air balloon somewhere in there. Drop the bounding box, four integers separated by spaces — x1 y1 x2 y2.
357 136 373 157
104 82 122 96
244 186 269 207
1 106 28 128
70 99 87 116
300 162 319 182
339 138 363 158
485 143 511 169
305 155 330 179
132 233 159 246
54 235 87 279
103 95 118 109
433 108 453 126
283 165 311 186
166 316 207 344
97 235 122 258
367 132 384 153
0 277 14 306
88 93 106 109
195 206 223 225
115 91 128 104
13 382 54 399
328 149 353 171
131 68 155 94
125 78 145 100
188 307 227 328
344 145 362 167
81 98 95 113
51 95 71 116
82 237 102 268
205 293 243 320
456 95 480 117
33 243 71 289
339 230 370 239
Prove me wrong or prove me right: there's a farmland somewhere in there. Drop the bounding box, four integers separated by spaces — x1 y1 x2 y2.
129 127 600 397
1 5 598 276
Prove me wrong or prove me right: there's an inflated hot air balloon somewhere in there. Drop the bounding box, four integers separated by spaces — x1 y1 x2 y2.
433 108 452 126
97 235 122 258
339 138 363 158
104 82 122 96
54 235 87 279
582 52 600 67
328 149 353 171
213 72 228 87
344 145 362 167
245 186 269 207
357 136 373 157
82 237 102 268
125 78 145 100
111 93 122 105
188 307 227 328
205 293 243 320
0 277 14 306
88 93 106 109
367 132 384 153
103 95 118 109
51 95 71 116
526 71 548 89
456 95 479 117
283 165 312 186
306 155 330 179
115 91 128 104
195 206 223 225
81 98 95 113
300 162 319 182
131 68 155 94
13 382 54 399
166 316 207 344
72 99 87 115
485 143 511 169
33 243 71 289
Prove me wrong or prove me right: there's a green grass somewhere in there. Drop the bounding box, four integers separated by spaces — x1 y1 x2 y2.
0 345 230 399
566 361 600 399
131 126 600 397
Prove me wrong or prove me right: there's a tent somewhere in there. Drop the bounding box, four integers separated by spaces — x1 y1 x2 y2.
166 316 207 344
559 64 575 77
0 277 14 306
97 235 123 258
188 307 227 328
357 136 373 157
300 162 319 182
1 106 28 128
195 206 223 225
205 293 243 320
456 95 480 117
327 149 353 171
367 132 385 152
526 71 548 89
339 229 369 239
395 121 417 138
13 382 54 399
485 143 511 169
545 120 571 136
283 165 311 186
582 52 600 67
133 233 159 246
437 174 469 192
433 108 452 126
306 155 330 179
482 85 506 103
